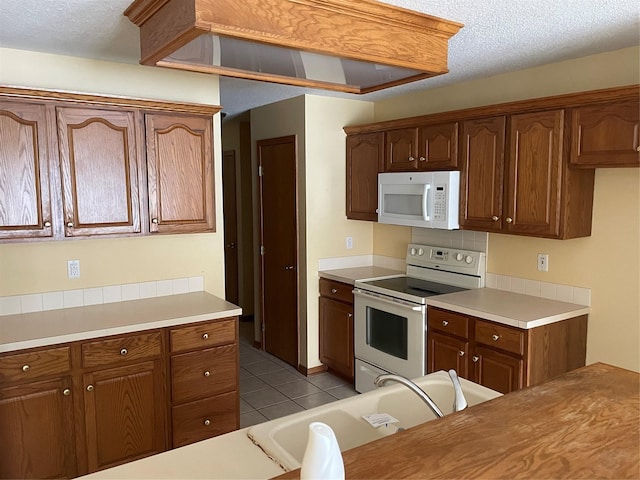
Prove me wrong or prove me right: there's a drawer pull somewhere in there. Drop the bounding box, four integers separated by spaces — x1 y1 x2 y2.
492 334 500 341
472 355 480 363
86 384 94 392
204 419 211 426
120 348 128 356
331 288 338 294
442 320 449 327
204 371 211 377
63 388 71 396
22 365 30 372
202 333 209 340
458 350 465 357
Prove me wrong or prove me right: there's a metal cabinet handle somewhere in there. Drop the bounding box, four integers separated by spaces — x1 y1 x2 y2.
44 221 51 227
408 156 415 162
86 385 94 392
347 313 353 319
472 355 480 363
204 371 211 377
67 222 73 228
204 419 211 426
22 365 30 372
442 320 449 327
331 288 338 294
419 156 426 162
202 333 209 340
492 216 499 222
120 348 128 356
458 350 465 357
151 218 159 224
505 217 513 224
63 388 71 396
284 266 295 270
492 334 500 341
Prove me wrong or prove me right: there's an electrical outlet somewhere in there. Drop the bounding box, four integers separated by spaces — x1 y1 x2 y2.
346 236 353 249
537 254 549 272
67 260 81 279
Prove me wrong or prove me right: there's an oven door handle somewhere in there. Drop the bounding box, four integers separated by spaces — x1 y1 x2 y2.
353 288 425 311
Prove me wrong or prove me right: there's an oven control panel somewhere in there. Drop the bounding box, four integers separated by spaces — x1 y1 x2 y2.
406 243 486 278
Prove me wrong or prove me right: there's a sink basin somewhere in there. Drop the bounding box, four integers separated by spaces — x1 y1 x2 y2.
247 370 502 471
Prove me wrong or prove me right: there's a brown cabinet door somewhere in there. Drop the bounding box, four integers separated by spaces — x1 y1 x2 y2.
426 332 468 379
0 101 54 240
505 110 564 237
319 297 354 382
459 116 506 232
384 127 418 171
472 346 524 394
570 101 640 168
0 377 76 479
56 107 141 237
346 132 384 221
145 113 214 233
82 360 167 472
417 122 459 170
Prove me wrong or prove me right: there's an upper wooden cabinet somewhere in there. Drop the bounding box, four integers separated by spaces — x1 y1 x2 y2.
570 101 640 168
145 113 215 234
346 132 383 221
384 122 458 171
0 101 54 240
56 107 142 237
385 127 418 171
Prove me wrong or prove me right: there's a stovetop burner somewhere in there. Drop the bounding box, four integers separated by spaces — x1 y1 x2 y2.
361 276 467 299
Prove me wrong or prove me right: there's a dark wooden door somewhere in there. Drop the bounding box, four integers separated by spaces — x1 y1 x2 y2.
346 132 384 221
0 101 54 240
56 106 141 237
505 110 564 237
417 122 459 170
222 150 239 304
258 135 298 367
472 346 524 394
384 127 418 171
427 332 469 379
83 360 167 472
145 113 214 234
459 116 506 232
319 297 354 382
0 377 76 479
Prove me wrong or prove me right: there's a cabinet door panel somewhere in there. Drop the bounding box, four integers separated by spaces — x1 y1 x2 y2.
459 116 505 232
83 360 167 472
417 122 458 170
146 113 214 233
427 332 468 379
346 132 383 221
385 128 418 171
57 107 141 236
0 377 76 479
506 110 564 237
473 346 523 394
319 297 354 381
0 101 54 239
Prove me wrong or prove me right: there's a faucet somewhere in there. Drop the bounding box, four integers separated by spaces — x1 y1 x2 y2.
374 369 468 418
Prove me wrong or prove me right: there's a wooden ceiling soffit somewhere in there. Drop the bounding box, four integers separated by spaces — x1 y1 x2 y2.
124 0 463 93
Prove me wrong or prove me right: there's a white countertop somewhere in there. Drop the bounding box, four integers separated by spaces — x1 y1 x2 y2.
78 427 285 480
426 288 590 329
0 292 242 353
319 266 403 285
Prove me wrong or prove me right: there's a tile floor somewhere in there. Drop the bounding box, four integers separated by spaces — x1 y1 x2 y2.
238 321 358 428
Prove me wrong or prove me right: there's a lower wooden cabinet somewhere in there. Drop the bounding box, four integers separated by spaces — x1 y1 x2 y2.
0 317 239 478
319 278 354 383
427 306 587 394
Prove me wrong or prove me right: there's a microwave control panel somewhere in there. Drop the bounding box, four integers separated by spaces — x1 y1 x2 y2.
433 185 447 221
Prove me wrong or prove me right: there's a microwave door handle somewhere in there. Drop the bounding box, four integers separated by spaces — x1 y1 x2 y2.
423 184 431 221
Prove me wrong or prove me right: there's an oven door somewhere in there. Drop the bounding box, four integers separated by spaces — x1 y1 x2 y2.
353 288 426 381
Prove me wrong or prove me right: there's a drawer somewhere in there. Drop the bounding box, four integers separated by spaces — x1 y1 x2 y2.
427 308 469 338
170 318 236 354
475 320 525 356
319 278 353 304
0 346 71 383
82 331 162 369
172 391 237 448
171 344 237 404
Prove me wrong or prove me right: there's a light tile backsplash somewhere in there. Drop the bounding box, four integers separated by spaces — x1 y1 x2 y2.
486 273 591 306
0 276 205 316
412 228 488 253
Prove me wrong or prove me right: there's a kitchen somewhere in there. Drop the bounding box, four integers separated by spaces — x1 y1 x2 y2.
0 0 639 478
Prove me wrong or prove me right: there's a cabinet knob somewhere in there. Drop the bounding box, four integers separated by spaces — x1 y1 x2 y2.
442 320 449 327
331 288 338 294
204 371 211 377
472 355 480 363
202 333 209 340
63 388 71 396
491 216 499 222
419 156 426 162
44 221 51 227
408 156 415 162
637 146 640 152
204 419 211 426
86 385 94 392
347 313 353 318
458 350 465 357
492 334 500 341
151 218 159 224
22 365 30 372
67 222 73 228
505 217 513 224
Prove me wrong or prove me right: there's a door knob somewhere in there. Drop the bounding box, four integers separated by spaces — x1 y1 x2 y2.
284 266 295 270
226 243 236 248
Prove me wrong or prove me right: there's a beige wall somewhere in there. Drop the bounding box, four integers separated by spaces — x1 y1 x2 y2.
0 48 226 298
372 46 640 372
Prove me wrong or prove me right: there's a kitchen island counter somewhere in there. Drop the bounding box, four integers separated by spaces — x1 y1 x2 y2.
276 362 639 479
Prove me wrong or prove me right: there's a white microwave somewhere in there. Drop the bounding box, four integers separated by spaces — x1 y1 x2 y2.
378 171 460 229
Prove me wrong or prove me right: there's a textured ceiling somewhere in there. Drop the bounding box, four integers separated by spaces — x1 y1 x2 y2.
0 0 638 119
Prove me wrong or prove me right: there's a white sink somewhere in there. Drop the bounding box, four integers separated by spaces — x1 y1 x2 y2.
247 370 501 471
